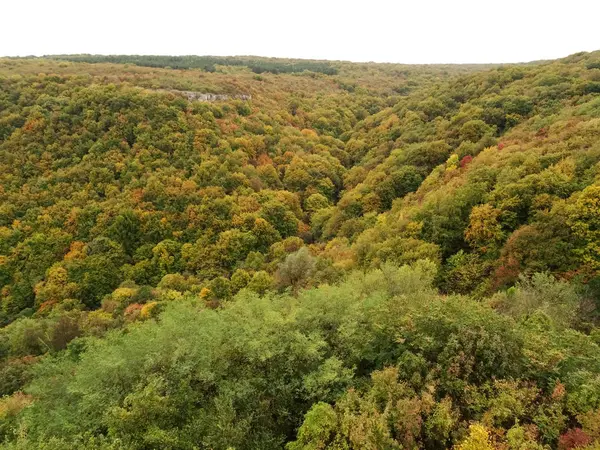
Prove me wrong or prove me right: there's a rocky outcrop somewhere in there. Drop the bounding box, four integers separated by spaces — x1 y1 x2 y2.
173 90 251 102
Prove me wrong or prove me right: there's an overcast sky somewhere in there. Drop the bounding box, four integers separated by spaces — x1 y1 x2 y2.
2 0 599 64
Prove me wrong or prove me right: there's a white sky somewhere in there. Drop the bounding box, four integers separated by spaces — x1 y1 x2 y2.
2 0 599 64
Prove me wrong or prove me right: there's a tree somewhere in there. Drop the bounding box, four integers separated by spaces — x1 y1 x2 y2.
247 271 273 295
231 269 251 293
465 204 504 252
304 193 330 214
261 200 300 239
567 184 600 273
455 424 494 450
459 119 495 143
276 247 316 294
107 210 141 257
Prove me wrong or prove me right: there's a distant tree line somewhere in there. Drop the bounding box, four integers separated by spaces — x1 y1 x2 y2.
46 54 340 75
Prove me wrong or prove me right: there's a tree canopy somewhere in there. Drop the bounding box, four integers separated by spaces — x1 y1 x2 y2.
0 50 600 448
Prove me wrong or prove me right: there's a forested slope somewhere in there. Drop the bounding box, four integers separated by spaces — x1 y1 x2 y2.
0 52 599 449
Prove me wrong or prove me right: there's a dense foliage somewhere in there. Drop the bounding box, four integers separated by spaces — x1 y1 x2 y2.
0 51 599 448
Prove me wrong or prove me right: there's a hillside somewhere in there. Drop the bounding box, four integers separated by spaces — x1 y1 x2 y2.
0 52 599 449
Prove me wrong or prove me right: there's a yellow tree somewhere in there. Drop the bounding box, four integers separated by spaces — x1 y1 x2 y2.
567 184 600 273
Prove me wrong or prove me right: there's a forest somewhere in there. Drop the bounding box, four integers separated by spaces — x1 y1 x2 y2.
0 50 599 449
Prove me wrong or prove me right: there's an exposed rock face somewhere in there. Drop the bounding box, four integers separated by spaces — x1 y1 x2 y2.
150 88 251 102
177 91 251 102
